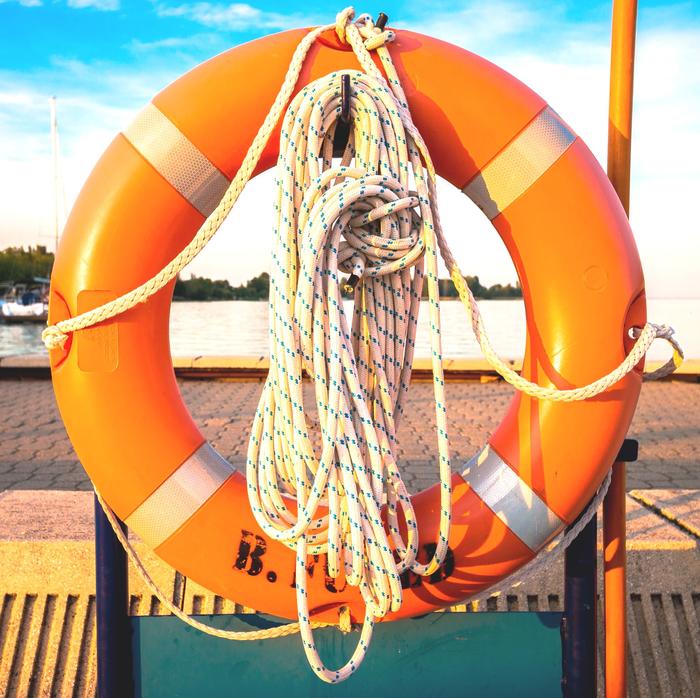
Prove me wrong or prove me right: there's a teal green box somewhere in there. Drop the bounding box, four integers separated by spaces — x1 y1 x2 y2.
131 611 563 697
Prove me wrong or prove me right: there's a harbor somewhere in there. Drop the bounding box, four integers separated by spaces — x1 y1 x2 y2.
1 0 699 695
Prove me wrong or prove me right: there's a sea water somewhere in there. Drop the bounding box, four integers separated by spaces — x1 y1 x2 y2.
1 298 698 361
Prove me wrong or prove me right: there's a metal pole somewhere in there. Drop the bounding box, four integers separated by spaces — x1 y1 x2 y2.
95 495 134 698
563 514 598 697
604 461 628 698
49 96 60 254
607 0 638 212
606 1 638 695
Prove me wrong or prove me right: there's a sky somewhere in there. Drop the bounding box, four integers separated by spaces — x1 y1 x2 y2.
0 0 698 298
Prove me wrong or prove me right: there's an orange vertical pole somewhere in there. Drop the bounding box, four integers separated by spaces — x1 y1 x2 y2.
608 0 637 211
605 1 638 696
603 460 627 697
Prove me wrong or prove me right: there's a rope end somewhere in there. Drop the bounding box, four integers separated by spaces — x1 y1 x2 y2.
342 274 360 294
42 325 69 351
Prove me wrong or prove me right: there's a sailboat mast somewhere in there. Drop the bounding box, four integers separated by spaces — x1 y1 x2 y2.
49 96 60 254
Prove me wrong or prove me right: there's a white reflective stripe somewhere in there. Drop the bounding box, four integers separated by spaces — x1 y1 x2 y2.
125 442 234 549
122 103 230 217
462 107 576 220
463 445 564 551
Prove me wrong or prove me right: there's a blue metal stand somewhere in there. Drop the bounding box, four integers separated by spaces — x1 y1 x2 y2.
561 438 638 697
95 495 133 698
94 439 638 697
563 513 598 697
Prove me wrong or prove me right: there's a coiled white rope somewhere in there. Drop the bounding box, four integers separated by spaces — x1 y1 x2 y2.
45 6 684 685
246 64 453 681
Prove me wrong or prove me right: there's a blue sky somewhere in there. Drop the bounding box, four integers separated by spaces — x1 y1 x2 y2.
0 2 619 69
1 0 699 297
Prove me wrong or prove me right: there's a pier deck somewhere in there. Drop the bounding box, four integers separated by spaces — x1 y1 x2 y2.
1 377 698 491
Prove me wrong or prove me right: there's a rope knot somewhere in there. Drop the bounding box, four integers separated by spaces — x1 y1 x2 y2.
363 28 395 51
357 14 395 51
651 323 675 341
42 325 68 350
335 7 395 51
334 177 425 284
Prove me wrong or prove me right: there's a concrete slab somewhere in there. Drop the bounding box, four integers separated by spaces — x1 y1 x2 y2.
0 353 48 368
0 490 94 540
623 494 698 549
629 489 700 539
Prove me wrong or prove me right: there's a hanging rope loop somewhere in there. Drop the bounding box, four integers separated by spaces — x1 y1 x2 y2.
632 323 684 381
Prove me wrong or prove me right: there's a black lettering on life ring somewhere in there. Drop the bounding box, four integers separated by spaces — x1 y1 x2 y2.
234 529 267 577
287 554 348 593
233 535 456 589
289 554 321 588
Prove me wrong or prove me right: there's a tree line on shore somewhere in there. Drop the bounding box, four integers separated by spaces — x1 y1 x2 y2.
174 273 521 300
0 246 54 283
0 247 522 300
435 276 522 300
174 273 270 300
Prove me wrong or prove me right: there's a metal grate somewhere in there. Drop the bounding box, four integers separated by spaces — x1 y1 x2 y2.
1 589 698 697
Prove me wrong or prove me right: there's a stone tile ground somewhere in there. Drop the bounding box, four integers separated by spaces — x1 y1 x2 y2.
0 379 698 491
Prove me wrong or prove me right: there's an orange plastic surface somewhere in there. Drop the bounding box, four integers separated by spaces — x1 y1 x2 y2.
48 28 644 621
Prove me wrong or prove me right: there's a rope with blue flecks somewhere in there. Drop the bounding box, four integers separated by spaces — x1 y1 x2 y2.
42 6 684 686
245 63 453 681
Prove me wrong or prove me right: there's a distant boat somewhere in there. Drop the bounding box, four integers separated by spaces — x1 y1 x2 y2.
1 278 49 324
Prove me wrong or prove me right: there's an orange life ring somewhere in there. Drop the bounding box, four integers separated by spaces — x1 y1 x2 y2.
47 27 645 623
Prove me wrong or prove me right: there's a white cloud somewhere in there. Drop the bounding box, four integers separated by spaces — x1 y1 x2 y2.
67 0 119 10
0 0 43 6
0 57 183 251
400 0 540 50
155 2 313 31
126 33 221 53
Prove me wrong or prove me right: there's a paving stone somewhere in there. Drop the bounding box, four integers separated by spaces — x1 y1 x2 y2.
9 462 39 473
0 378 698 491
628 489 700 538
